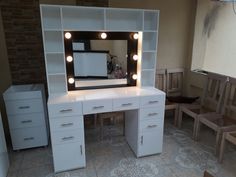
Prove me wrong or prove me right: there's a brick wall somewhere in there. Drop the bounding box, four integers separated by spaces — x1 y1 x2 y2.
0 0 108 86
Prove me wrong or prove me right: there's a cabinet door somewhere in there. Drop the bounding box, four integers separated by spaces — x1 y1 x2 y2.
138 130 163 157
53 142 86 172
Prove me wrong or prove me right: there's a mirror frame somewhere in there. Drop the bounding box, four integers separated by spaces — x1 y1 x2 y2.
64 31 138 90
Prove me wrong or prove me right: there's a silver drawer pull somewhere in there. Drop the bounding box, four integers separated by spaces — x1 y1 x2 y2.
61 123 74 127
93 106 104 109
148 113 158 117
19 106 30 109
62 136 74 141
147 125 158 128
149 101 158 104
24 137 34 141
122 103 132 107
60 109 73 113
21 120 32 124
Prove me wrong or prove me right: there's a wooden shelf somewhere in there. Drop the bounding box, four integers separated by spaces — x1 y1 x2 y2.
44 31 63 53
144 11 159 31
41 6 62 30
46 53 65 75
142 52 156 70
143 32 157 51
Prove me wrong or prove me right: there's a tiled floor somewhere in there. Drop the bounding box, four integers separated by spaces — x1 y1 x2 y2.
6 117 236 177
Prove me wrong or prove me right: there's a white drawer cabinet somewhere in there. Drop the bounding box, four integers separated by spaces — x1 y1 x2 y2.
113 97 139 111
83 99 112 114
48 102 82 117
140 95 164 108
3 84 48 150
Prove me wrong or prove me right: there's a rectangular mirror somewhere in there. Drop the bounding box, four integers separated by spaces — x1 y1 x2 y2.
64 32 138 90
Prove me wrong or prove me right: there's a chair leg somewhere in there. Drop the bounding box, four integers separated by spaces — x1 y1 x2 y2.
100 118 104 140
215 130 221 155
195 119 201 141
193 118 198 139
178 107 183 128
219 133 226 163
94 114 97 129
123 112 125 136
174 106 179 127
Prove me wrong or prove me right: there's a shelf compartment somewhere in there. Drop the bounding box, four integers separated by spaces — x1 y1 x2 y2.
143 32 157 51
106 9 143 31
44 31 63 53
144 11 159 31
141 70 155 87
48 75 67 94
62 7 105 30
41 6 62 30
46 53 65 75
142 52 156 70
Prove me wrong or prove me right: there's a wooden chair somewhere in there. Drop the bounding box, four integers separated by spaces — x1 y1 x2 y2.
196 77 236 154
178 72 228 138
156 69 182 126
98 112 124 140
219 130 236 162
166 68 184 96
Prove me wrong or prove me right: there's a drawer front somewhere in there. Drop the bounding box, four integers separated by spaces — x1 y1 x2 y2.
139 107 163 121
140 118 163 133
5 99 43 115
50 116 83 132
83 99 112 114
51 129 83 145
53 142 86 172
11 126 48 150
48 102 82 118
140 95 164 108
113 97 139 111
8 113 45 130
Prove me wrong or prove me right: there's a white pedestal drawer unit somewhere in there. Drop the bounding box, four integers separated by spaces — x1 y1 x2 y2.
3 84 48 150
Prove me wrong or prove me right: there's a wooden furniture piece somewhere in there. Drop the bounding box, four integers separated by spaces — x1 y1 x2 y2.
196 77 236 154
178 73 228 138
0 112 9 177
98 112 124 140
219 130 236 163
166 68 184 96
203 171 215 177
3 84 48 150
156 69 178 126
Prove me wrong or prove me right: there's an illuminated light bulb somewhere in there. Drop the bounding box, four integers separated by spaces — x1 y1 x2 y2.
132 74 138 80
65 32 72 39
101 32 107 39
66 56 73 62
133 33 139 40
133 54 138 61
68 77 75 84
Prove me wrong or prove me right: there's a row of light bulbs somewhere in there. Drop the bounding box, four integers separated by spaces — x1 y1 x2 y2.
65 32 139 85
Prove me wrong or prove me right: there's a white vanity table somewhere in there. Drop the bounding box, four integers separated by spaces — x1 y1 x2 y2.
40 4 163 172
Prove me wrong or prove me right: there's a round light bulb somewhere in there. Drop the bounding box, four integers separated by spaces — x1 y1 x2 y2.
68 77 75 84
133 33 139 40
66 56 73 62
65 32 72 39
133 54 138 61
101 33 107 39
132 74 138 80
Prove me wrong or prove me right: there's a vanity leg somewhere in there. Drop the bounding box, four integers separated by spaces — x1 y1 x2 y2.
94 114 97 129
123 112 125 136
100 117 103 140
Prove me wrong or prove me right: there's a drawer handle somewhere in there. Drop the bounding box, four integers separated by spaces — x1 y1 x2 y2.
122 103 132 107
61 123 74 127
149 101 159 104
93 106 104 109
147 125 158 128
24 137 34 141
19 106 30 109
148 113 158 116
21 120 32 124
60 109 73 113
62 136 74 141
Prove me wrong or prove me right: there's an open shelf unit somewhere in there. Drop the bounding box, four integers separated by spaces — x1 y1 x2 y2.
40 5 159 95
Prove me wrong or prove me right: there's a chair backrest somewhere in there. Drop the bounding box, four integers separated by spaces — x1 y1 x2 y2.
222 77 236 118
155 69 166 92
201 72 228 113
166 68 184 96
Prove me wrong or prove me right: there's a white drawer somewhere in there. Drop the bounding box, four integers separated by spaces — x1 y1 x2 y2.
51 129 83 145
8 113 45 130
83 99 112 114
50 116 83 132
10 126 48 150
48 102 82 118
140 118 163 133
113 97 139 111
139 107 162 121
5 99 43 115
53 142 85 172
140 95 164 108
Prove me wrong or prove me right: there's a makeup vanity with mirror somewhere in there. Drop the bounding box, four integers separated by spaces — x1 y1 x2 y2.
40 4 164 173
